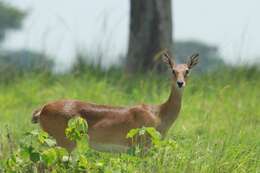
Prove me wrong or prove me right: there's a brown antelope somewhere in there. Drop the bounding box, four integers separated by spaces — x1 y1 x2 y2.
31 50 199 152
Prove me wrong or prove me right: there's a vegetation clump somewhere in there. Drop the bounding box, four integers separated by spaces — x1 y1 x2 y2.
0 67 259 172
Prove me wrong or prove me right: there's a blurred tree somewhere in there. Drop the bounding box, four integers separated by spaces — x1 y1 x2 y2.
174 40 225 72
0 50 54 71
0 1 25 43
126 0 173 72
0 50 54 82
0 2 54 80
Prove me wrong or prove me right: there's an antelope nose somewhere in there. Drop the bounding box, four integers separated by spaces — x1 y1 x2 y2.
177 81 184 88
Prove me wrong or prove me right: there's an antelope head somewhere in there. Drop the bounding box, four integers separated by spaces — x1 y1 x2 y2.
162 50 199 89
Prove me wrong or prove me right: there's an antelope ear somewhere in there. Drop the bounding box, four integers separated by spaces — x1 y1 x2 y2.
162 50 175 69
187 53 199 69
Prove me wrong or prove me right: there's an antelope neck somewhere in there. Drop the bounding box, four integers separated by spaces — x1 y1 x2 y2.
157 83 183 135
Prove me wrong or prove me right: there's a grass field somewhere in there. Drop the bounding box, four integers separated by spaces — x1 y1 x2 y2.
0 67 259 172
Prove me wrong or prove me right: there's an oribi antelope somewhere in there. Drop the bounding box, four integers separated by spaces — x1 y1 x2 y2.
32 50 199 152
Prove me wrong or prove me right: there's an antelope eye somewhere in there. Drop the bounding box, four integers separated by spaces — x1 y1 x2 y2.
186 69 189 74
172 70 176 75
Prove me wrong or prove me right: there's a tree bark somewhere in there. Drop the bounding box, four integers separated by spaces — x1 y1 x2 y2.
126 0 173 72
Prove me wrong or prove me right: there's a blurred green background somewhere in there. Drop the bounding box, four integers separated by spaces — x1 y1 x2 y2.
0 1 259 172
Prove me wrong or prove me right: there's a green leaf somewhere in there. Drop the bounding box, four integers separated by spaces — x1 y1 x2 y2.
65 117 88 141
45 138 56 147
55 147 68 159
41 148 57 166
37 131 49 144
77 155 88 170
30 151 40 163
126 129 139 138
145 127 161 141
24 129 39 137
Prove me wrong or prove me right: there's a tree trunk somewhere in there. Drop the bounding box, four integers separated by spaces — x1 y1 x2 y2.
126 0 173 73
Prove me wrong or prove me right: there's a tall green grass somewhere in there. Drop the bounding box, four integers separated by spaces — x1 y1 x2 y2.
0 67 259 172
